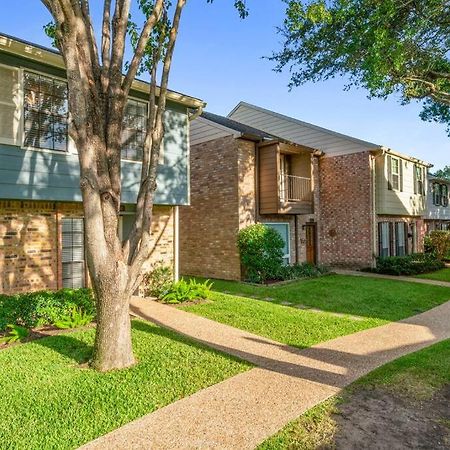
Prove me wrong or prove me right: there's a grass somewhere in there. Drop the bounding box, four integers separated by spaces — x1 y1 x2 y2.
0 320 250 450
259 339 450 449
415 267 450 282
180 275 450 348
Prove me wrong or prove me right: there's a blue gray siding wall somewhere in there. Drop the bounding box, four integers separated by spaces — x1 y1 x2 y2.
0 52 190 206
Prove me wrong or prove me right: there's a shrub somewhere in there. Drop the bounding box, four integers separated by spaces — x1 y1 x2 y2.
142 263 173 298
277 263 329 281
0 289 95 332
425 231 450 260
237 224 285 283
54 307 94 329
160 279 212 304
0 325 29 344
375 253 444 276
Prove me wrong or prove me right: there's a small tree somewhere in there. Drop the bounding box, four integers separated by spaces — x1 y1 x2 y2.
237 224 285 283
272 0 450 133
40 0 248 371
427 231 450 260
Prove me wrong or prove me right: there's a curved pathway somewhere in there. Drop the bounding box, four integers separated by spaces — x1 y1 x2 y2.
81 298 450 450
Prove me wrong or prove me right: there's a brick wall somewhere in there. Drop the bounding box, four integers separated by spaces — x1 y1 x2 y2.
318 151 374 268
0 200 174 294
179 135 242 280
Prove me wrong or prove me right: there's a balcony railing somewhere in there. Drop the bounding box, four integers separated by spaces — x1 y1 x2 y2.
279 174 312 202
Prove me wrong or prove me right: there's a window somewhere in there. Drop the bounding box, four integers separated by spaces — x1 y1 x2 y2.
442 185 449 207
0 65 20 145
61 218 85 288
395 222 407 256
23 71 68 151
391 157 400 190
121 99 148 161
378 222 390 257
432 183 448 207
414 164 425 196
265 223 290 265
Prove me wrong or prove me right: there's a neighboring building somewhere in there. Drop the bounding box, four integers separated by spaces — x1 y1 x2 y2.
180 104 431 280
0 34 204 294
425 175 450 232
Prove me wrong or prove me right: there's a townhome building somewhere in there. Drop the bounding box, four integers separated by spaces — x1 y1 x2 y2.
180 104 431 280
0 34 204 294
425 175 450 232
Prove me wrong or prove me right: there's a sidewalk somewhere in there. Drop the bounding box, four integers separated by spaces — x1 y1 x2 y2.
334 269 450 288
81 298 450 450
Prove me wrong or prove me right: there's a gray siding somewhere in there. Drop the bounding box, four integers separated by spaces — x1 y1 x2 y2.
190 116 234 146
229 102 379 156
425 178 450 220
0 107 189 205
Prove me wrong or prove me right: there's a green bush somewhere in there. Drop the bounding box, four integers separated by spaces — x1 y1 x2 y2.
0 289 95 332
374 253 444 276
277 263 329 281
0 325 29 344
237 224 285 283
142 263 173 298
161 279 212 304
425 231 450 260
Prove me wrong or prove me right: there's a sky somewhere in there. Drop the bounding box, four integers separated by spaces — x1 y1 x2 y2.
1 1 448 170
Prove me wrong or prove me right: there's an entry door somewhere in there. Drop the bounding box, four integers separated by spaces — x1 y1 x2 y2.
305 223 316 264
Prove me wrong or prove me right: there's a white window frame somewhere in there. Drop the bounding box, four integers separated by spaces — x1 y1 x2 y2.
264 222 291 264
390 157 400 191
19 67 77 155
0 62 21 146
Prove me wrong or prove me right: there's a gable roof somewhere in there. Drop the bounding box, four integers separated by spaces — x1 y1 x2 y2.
228 101 381 156
201 111 275 140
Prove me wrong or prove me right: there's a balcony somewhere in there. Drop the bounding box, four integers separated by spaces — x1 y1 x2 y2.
258 141 314 215
280 174 312 203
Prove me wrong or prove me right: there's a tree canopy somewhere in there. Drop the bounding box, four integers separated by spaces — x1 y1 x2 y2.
434 165 450 180
272 0 450 133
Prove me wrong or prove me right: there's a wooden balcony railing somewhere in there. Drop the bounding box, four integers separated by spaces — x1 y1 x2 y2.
279 174 312 202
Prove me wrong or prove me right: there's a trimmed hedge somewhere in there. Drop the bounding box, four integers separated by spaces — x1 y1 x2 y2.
374 253 444 276
0 288 95 332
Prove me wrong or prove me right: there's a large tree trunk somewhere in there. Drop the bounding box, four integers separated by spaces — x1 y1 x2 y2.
91 285 135 372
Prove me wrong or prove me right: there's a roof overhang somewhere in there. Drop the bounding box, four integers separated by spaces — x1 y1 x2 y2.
0 33 205 110
372 146 433 168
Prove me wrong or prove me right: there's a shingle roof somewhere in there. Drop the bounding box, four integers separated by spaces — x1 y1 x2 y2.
201 111 276 140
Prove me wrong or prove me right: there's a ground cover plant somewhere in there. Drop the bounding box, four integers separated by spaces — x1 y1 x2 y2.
373 253 444 276
0 320 250 449
181 275 450 348
0 289 95 332
259 340 450 449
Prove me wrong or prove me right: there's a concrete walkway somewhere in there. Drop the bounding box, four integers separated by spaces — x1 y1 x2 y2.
334 269 450 287
81 298 450 450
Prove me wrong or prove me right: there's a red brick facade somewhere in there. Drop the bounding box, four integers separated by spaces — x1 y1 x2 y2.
0 200 174 294
318 151 375 268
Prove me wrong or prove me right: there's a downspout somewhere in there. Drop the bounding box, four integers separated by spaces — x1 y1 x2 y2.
371 148 386 267
174 206 180 281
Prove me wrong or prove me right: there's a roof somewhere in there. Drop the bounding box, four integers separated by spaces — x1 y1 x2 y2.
201 111 275 140
0 33 205 109
229 101 380 152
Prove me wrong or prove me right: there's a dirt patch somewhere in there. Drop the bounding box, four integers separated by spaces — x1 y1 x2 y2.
331 385 450 449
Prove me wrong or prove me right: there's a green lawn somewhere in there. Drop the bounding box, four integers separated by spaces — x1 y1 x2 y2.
0 320 250 450
181 275 450 348
415 267 450 282
259 339 450 449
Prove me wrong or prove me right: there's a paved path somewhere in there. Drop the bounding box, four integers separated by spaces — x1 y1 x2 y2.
81 298 450 450
334 269 450 287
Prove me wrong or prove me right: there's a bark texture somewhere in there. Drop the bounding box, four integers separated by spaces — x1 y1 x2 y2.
41 0 187 371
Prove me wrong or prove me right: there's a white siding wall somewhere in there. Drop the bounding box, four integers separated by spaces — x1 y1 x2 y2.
376 153 427 216
229 103 379 156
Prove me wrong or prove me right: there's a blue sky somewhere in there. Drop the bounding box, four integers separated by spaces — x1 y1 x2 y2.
2 1 448 170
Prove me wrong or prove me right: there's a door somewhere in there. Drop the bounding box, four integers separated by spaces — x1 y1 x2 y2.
305 223 316 264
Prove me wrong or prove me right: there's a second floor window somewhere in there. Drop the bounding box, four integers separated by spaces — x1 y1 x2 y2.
433 183 449 207
23 71 68 152
414 165 425 196
391 157 400 190
121 99 148 161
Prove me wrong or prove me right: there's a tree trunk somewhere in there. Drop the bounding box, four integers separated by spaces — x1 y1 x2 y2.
91 282 135 372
